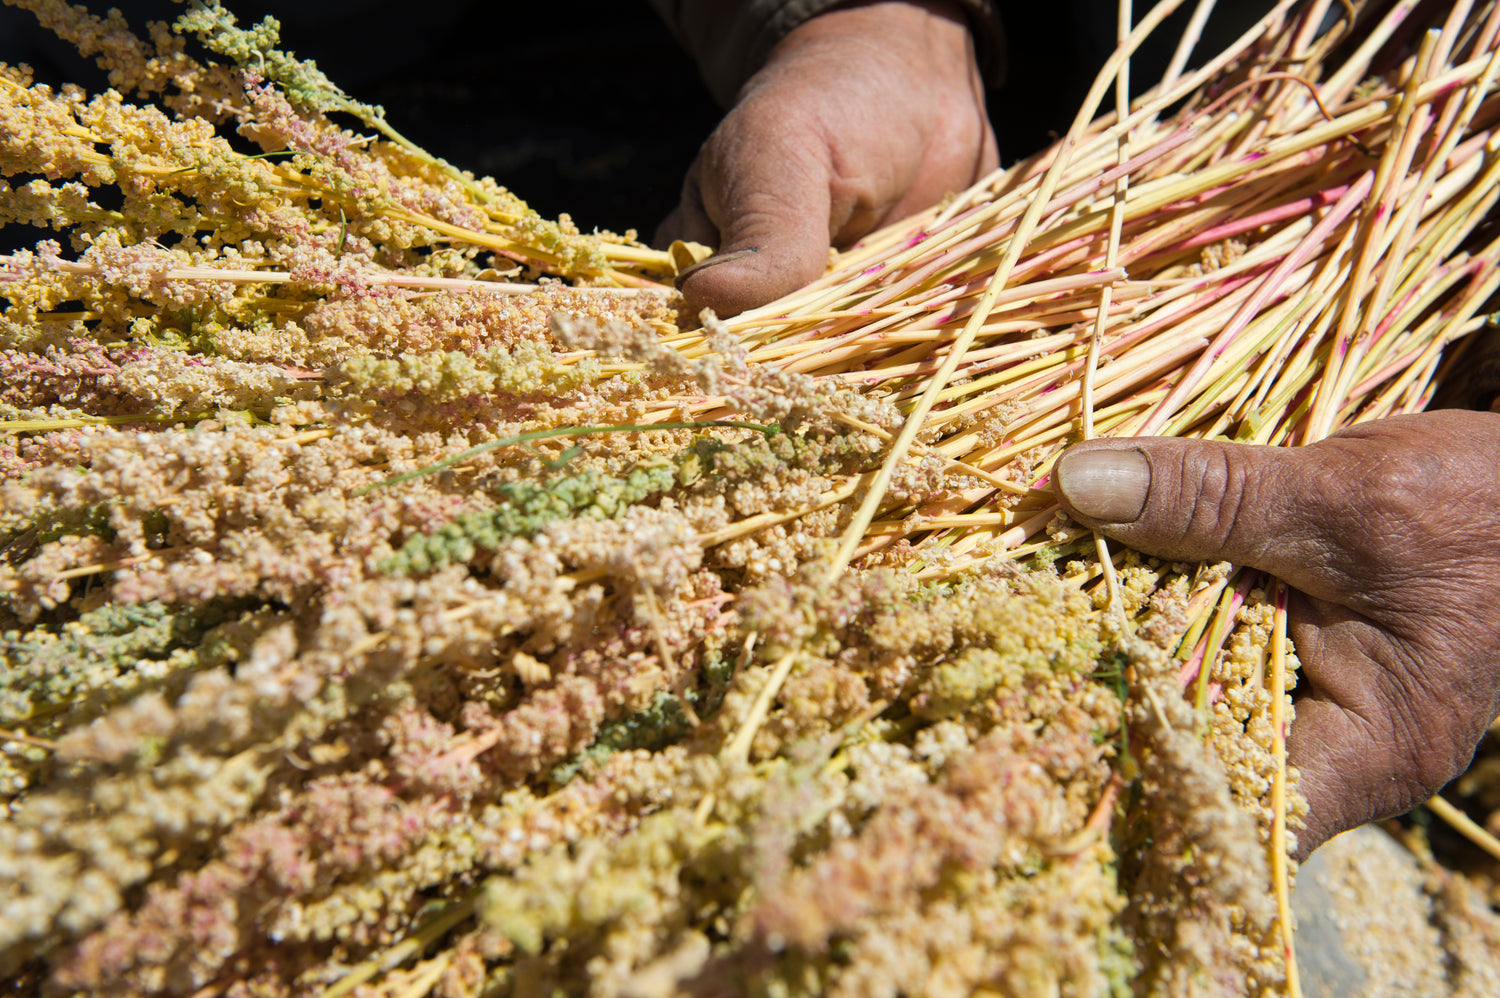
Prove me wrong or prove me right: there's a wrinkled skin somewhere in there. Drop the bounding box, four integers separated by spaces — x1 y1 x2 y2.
657 0 998 317
1055 410 1500 859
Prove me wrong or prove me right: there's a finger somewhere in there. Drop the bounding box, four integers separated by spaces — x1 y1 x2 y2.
1051 436 1347 603
676 113 833 318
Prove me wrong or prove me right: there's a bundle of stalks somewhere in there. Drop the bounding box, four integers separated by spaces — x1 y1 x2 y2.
7 0 1500 996
720 0 1500 562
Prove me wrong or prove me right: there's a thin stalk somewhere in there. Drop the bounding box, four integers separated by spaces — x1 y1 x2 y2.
1310 28 1440 440
316 890 479 998
1269 583 1301 997
1301 0 1422 123
1427 795 1500 864
826 0 1196 578
723 652 800 765
1141 170 1374 435
1160 0 1219 92
1174 573 1235 661
1085 0 1138 623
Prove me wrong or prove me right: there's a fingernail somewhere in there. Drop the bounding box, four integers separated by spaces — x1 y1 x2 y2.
1055 448 1150 523
674 247 759 289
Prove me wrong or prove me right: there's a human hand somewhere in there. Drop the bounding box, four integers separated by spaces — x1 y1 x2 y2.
1052 410 1500 858
657 0 998 318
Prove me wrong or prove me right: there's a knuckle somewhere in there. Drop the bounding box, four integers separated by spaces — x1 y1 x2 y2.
1204 446 1250 549
1300 436 1480 607
1165 444 1255 559
1308 432 1446 541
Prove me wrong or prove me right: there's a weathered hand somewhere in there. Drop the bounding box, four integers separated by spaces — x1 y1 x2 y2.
657 0 997 318
1053 410 1500 858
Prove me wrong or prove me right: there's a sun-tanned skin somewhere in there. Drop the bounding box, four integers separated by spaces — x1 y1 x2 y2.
1055 411 1500 859
656 1 997 319
662 0 1500 858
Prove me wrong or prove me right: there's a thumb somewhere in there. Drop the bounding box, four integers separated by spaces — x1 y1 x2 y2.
1052 437 1337 599
675 121 834 318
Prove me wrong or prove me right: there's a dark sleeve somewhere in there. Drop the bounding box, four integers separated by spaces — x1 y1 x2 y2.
644 0 1005 107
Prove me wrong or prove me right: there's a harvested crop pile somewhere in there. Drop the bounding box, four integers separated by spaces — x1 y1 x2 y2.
5 0 1500 995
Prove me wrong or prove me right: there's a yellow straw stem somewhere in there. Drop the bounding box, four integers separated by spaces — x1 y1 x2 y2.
1269 583 1302 998
1309 28 1439 440
724 651 800 765
315 891 479 998
1085 0 1136 625
1426 795 1500 864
